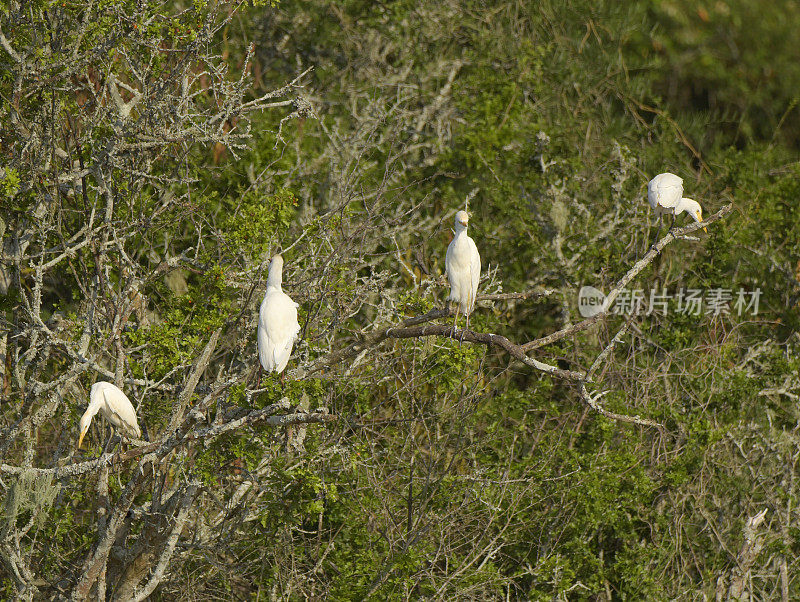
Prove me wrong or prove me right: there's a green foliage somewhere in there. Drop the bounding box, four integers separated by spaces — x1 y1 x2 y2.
222 187 298 260
0 168 19 199
8 0 800 597
124 265 233 422
229 1 800 596
637 0 800 148
397 289 434 316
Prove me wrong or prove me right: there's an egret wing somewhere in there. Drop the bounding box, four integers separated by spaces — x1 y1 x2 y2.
100 386 141 438
445 239 456 292
467 237 481 312
259 291 301 372
649 173 683 209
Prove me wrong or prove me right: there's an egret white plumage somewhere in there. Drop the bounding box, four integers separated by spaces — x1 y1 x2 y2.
78 381 142 448
257 255 301 378
647 172 706 234
445 210 481 332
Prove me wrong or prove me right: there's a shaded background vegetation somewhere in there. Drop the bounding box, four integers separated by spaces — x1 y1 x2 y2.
3 0 800 599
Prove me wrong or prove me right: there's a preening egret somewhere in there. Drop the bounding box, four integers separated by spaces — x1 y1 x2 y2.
647 172 706 233
445 210 481 332
257 255 301 378
78 381 142 448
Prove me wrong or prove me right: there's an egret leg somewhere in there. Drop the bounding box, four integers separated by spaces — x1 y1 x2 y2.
280 373 294 452
101 429 114 456
650 214 663 250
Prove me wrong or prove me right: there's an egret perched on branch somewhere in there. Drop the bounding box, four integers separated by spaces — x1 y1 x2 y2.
445 210 481 332
78 381 142 448
257 255 301 379
647 172 706 234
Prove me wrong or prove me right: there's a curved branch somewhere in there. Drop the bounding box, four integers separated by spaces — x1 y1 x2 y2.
604 203 733 309
564 206 738 431
522 203 734 352
306 288 557 375
384 323 584 380
578 384 664 430
575 319 665 430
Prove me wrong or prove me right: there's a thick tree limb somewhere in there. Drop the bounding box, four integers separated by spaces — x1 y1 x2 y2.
725 508 769 600
305 288 559 376
521 313 605 352
70 468 146 600
168 328 221 431
116 483 200 602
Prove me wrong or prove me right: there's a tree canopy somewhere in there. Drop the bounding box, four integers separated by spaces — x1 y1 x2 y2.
2 0 800 599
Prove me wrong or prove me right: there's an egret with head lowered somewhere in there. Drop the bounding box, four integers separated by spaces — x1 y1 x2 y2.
445 210 481 333
647 172 706 235
257 254 301 381
78 381 142 448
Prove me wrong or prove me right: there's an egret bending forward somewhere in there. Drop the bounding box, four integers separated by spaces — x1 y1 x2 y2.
647 172 706 238
257 255 301 381
78 381 142 449
446 210 481 333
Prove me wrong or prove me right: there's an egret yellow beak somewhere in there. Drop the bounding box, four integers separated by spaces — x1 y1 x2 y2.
697 212 706 233
78 429 87 449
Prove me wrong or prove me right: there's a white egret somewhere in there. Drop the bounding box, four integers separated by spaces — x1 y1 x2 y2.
257 254 301 378
647 172 706 234
445 210 481 332
78 381 142 448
